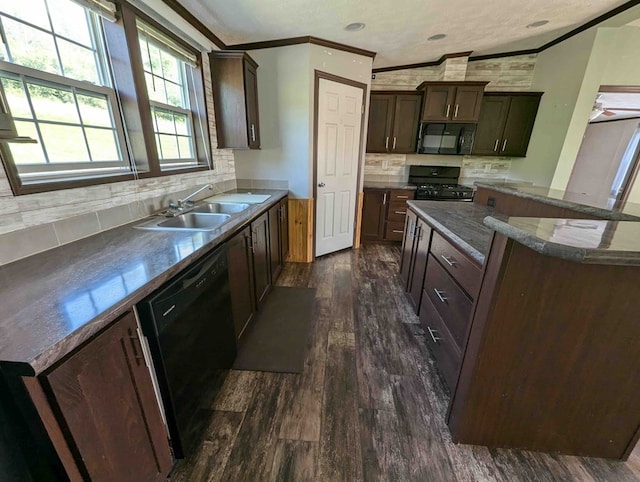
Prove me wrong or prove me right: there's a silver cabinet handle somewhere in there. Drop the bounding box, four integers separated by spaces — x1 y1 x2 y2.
441 255 456 267
382 192 387 204
502 139 508 152
408 220 415 238
396 195 409 199
445 104 451 118
318 182 325 187
392 137 397 150
251 124 256 142
427 326 442 343
394 211 406 215
385 137 389 150
493 139 499 152
434 289 447 303
454 104 459 118
392 230 404 234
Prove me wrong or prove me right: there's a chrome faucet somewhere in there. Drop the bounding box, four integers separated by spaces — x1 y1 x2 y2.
166 184 213 216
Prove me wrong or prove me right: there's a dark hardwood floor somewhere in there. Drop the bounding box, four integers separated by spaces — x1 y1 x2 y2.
171 243 640 481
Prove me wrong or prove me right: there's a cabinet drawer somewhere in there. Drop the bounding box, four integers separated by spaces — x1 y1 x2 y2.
424 254 472 349
430 231 482 298
387 202 409 222
419 290 461 391
385 221 406 241
389 190 414 203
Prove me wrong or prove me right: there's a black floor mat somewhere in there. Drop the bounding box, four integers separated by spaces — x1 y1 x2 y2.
233 286 315 373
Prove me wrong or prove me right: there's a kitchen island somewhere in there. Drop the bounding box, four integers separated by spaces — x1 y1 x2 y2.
403 200 640 460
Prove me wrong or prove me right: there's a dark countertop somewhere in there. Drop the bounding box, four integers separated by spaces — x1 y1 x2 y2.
484 217 640 266
407 201 498 266
363 181 417 190
475 182 640 221
0 189 287 376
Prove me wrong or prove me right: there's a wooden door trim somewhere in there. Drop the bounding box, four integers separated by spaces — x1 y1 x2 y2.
312 70 368 258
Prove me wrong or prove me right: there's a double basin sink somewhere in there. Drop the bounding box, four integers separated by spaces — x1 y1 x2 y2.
136 202 250 232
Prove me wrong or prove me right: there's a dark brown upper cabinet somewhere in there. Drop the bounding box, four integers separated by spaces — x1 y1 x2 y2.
417 82 488 123
472 92 543 157
366 92 422 153
209 51 260 149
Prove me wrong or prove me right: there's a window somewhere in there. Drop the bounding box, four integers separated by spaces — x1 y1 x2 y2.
137 21 203 172
0 0 130 187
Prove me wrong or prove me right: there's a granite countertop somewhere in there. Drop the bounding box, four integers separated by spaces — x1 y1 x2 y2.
407 201 499 265
475 182 640 221
363 181 417 190
484 216 640 266
0 189 288 376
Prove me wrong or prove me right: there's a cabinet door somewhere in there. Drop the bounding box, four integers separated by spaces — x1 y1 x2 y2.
451 85 484 122
472 95 510 155
366 94 395 152
244 60 260 149
391 94 422 153
500 95 541 157
280 199 289 262
227 226 256 339
251 212 271 305
45 312 173 482
269 203 283 282
361 189 387 240
408 218 432 313
399 209 418 290
421 85 456 121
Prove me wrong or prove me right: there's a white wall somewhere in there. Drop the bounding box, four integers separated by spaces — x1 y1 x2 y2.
234 43 373 198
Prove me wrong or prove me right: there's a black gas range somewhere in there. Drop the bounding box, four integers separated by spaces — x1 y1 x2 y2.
408 165 474 201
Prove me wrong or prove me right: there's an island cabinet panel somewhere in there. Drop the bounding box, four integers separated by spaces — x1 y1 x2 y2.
474 187 596 219
44 311 173 482
430 231 483 298
407 218 432 312
251 211 271 305
399 208 418 289
448 234 640 459
227 226 256 340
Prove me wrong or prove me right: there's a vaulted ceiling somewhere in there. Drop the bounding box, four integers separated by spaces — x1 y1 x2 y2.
179 0 632 68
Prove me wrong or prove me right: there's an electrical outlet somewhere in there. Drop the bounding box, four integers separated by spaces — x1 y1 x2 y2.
382 159 389 171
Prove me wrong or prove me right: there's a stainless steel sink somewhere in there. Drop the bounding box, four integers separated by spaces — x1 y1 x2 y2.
192 202 250 215
135 213 231 232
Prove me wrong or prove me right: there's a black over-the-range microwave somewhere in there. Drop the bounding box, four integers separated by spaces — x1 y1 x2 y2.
416 122 476 155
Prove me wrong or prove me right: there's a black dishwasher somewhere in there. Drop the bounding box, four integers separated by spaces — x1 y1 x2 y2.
137 244 236 458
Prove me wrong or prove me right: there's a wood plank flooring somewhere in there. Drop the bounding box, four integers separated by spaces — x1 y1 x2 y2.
170 243 640 481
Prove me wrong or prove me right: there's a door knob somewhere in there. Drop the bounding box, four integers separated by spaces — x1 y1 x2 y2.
318 182 325 187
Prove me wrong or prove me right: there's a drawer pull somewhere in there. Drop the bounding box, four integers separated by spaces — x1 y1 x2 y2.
427 326 442 344
441 255 457 267
396 195 409 199
392 230 404 234
434 289 448 303
394 211 406 215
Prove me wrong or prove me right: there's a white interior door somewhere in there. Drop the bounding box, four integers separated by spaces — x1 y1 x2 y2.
315 78 364 257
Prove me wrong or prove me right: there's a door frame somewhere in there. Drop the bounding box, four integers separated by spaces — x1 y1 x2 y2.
312 69 368 259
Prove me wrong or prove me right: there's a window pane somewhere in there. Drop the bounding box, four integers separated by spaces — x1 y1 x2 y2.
58 40 100 84
174 114 188 135
153 109 175 134
9 121 46 164
1 1 50 30
165 81 184 108
1 76 32 119
28 83 79 123
3 18 60 74
39 124 88 162
145 73 167 104
47 0 92 46
77 94 112 127
158 134 179 159
159 50 180 83
177 136 193 159
85 128 119 161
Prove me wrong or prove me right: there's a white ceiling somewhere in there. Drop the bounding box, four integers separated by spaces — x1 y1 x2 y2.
180 0 631 68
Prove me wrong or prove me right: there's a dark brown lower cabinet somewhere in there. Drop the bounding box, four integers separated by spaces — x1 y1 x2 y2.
251 211 271 305
269 204 283 281
280 199 289 262
44 311 173 481
407 218 432 312
361 189 387 240
399 209 418 289
227 226 256 340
